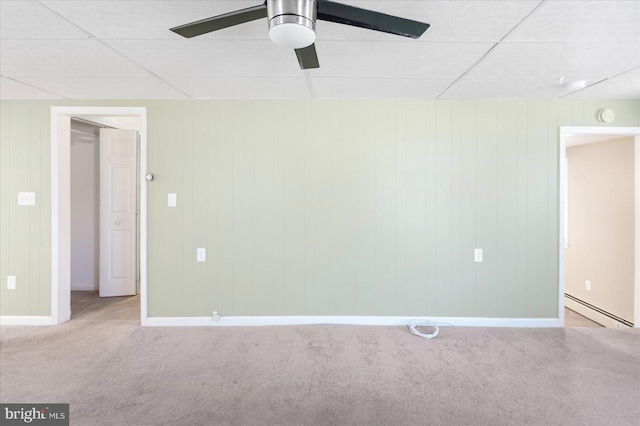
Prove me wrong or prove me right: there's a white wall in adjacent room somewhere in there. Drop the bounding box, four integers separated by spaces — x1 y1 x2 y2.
70 120 100 291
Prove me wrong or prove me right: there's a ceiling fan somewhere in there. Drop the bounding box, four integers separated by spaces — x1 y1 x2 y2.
170 0 430 69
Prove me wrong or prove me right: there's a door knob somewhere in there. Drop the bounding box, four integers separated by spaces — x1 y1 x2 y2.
115 220 121 225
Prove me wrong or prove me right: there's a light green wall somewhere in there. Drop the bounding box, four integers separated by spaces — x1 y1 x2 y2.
1 99 638 318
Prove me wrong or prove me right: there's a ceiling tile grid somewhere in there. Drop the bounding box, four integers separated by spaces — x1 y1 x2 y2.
0 0 638 99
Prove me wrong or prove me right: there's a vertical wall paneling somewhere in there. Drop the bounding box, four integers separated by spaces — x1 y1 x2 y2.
394 100 408 315
475 102 498 317
28 102 42 315
460 101 478 315
334 100 357 315
546 101 560 318
526 101 550 317
192 101 210 316
450 101 463 314
180 102 195 316
425 100 438 314
271 101 285 314
2 99 639 319
0 102 11 315
282 100 306 315
38 102 52 315
232 101 255 315
404 100 428 315
374 100 397 315
161 102 184 316
9 102 31 315
146 103 163 316
495 101 519 317
436 101 453 316
215 101 235 315
253 101 276 316
311 100 332 315
353 100 377 315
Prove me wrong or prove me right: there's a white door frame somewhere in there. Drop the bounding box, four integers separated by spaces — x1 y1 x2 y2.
559 126 640 328
50 107 148 325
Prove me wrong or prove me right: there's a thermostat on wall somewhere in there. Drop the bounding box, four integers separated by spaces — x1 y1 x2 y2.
597 108 615 123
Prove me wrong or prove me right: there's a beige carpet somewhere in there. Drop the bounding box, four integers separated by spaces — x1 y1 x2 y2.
1 292 638 426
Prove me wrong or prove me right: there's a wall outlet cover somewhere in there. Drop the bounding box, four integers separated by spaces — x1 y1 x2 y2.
17 192 36 206
7 276 16 290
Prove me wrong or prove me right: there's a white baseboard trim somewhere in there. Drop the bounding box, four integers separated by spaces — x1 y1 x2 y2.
145 315 562 328
0 316 55 326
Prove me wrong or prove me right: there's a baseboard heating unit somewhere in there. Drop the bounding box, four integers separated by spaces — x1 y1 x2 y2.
565 293 634 328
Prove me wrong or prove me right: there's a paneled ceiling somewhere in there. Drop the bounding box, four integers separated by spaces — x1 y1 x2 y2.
1 0 638 99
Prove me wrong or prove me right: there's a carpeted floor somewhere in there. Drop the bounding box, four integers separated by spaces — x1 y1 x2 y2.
1 292 638 426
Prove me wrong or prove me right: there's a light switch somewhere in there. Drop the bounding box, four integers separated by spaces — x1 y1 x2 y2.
197 248 206 262
18 192 36 206
168 193 177 207
7 276 16 290
474 249 483 263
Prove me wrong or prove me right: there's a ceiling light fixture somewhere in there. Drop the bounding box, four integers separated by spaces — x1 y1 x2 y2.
559 77 587 91
268 0 317 49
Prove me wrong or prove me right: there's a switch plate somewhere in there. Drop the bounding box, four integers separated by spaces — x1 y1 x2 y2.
474 249 483 262
7 276 16 290
585 280 591 291
18 192 36 206
197 248 206 262
168 193 177 207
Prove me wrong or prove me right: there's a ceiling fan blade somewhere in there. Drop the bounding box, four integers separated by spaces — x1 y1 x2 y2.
170 3 267 38
295 44 320 69
317 0 429 39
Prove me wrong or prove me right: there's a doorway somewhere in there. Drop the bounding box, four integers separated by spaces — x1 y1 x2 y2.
50 107 148 325
559 127 640 328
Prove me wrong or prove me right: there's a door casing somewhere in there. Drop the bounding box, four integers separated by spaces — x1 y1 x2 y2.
51 107 148 325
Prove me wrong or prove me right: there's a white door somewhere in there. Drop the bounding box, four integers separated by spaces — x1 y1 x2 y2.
99 128 138 297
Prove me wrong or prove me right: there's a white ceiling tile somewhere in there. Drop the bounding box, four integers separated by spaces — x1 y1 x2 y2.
311 77 452 98
0 76 63 99
508 0 640 42
310 41 494 78
0 0 89 39
17 77 188 99
165 77 311 98
440 78 571 99
41 1 265 40
1 1 638 99
467 41 640 80
0 40 151 77
566 76 640 99
104 39 307 77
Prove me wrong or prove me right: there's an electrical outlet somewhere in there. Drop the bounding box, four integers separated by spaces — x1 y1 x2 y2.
585 280 591 291
7 276 16 290
17 192 36 206
474 249 483 262
212 311 220 321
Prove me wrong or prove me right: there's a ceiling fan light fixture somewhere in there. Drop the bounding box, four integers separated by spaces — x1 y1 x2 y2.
268 15 316 48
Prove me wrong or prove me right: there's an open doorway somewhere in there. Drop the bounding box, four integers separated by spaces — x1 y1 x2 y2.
559 127 640 328
69 117 140 320
50 107 148 325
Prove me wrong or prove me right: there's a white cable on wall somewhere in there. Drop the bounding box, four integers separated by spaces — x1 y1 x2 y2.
407 319 439 339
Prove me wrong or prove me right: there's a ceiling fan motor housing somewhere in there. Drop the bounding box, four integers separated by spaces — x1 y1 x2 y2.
268 0 317 48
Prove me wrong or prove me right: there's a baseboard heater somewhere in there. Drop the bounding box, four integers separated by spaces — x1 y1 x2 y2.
564 293 634 328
